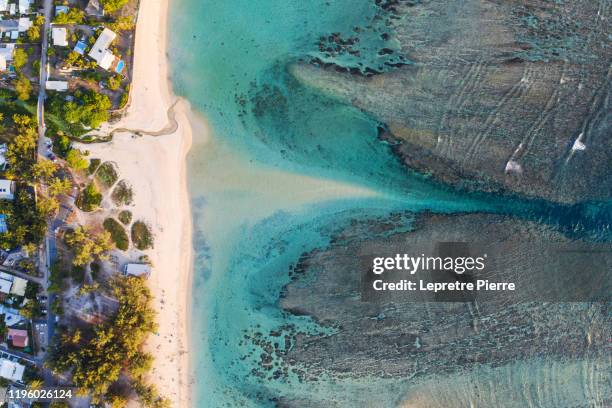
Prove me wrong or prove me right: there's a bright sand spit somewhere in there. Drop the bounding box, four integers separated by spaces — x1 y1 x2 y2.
83 0 200 405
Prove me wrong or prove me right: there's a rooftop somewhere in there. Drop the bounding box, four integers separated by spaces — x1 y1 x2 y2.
0 359 24 382
7 328 28 348
88 28 118 70
123 263 151 278
46 80 68 91
52 27 68 47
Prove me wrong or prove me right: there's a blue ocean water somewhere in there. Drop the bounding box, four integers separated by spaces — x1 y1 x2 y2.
168 1 610 406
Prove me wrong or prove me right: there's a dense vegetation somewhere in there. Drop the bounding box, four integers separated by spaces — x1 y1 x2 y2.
100 0 129 13
66 149 89 170
88 158 101 175
103 218 128 250
111 180 132 205
64 226 113 266
14 74 32 101
26 15 45 42
117 210 132 225
76 182 102 212
96 162 118 187
131 221 153 250
47 89 111 134
0 188 46 249
53 8 85 24
0 114 56 248
49 277 169 407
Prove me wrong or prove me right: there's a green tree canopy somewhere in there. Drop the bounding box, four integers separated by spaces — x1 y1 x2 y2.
64 226 113 266
66 149 89 170
100 0 128 13
12 48 28 70
14 74 32 101
49 277 161 403
61 90 111 129
53 8 84 24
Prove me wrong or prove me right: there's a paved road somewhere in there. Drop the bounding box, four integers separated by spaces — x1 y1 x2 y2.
35 0 57 386
36 0 52 150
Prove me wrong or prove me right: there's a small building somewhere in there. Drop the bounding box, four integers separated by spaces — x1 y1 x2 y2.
123 263 151 278
88 28 117 70
0 180 15 200
2 248 26 267
73 39 87 55
0 304 24 327
0 359 24 382
85 0 103 16
0 47 13 72
0 278 11 294
51 27 67 46
0 20 18 33
7 328 28 348
46 80 68 91
0 214 7 234
8 3 14 15
9 277 26 297
18 0 30 14
0 143 6 168
55 5 69 14
17 17 31 33
0 0 8 12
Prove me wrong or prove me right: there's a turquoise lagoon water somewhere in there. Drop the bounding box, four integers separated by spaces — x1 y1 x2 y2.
168 1 610 406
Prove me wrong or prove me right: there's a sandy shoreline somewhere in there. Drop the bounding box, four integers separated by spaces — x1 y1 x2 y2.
84 0 199 405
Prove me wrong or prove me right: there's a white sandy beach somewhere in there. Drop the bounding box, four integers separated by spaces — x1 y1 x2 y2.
84 0 199 405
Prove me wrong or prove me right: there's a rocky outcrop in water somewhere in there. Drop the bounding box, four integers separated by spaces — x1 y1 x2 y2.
273 213 610 406
292 0 611 204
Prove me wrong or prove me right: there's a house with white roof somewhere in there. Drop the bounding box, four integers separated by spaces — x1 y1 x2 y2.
18 0 31 14
8 3 14 15
0 0 8 12
46 80 68 91
9 277 26 296
0 278 11 294
0 45 14 71
0 272 26 296
0 180 15 200
17 17 31 32
123 263 151 278
88 28 117 70
0 143 6 168
52 27 67 46
0 359 24 382
0 45 16 71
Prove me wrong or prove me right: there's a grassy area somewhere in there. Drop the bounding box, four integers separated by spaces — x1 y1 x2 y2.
111 180 133 206
103 218 129 251
76 182 102 212
118 210 132 225
131 221 153 250
95 162 118 188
